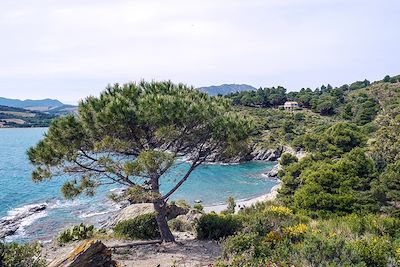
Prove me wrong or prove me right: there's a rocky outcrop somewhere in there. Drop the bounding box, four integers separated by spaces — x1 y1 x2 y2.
175 209 203 225
0 203 47 238
251 146 283 161
262 147 306 177
48 240 117 267
264 164 280 178
252 145 306 162
102 203 189 229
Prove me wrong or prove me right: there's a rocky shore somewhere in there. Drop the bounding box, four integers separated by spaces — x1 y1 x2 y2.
0 203 47 239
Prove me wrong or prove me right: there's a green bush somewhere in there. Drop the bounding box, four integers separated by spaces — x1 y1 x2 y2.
168 217 193 232
193 203 204 212
57 223 95 245
113 213 160 239
221 196 236 215
173 199 191 209
0 242 45 267
279 153 298 166
196 213 241 240
221 232 259 258
351 236 391 267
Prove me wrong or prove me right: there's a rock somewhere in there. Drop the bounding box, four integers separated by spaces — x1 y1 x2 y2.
176 209 203 225
250 146 283 161
264 164 280 178
102 203 189 229
48 240 117 267
166 204 189 220
102 203 154 228
0 203 47 238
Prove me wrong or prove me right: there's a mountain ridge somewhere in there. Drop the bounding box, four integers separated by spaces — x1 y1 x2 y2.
198 84 257 96
0 97 64 108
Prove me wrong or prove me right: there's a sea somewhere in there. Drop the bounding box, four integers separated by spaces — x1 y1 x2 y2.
0 128 277 243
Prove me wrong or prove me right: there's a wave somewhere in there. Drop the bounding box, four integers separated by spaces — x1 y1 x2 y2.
79 211 110 218
1 202 48 240
48 199 83 209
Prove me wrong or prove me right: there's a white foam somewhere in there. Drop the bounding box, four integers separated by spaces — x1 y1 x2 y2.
79 211 109 218
4 202 47 220
49 199 82 209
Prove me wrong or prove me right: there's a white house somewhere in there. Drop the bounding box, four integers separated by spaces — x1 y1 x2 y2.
284 101 299 110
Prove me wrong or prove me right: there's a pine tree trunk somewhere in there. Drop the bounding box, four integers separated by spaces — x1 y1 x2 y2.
153 199 175 242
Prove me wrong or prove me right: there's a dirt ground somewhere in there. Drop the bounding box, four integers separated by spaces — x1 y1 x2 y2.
44 232 222 267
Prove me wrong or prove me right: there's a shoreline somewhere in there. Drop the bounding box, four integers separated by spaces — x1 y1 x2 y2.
204 181 281 213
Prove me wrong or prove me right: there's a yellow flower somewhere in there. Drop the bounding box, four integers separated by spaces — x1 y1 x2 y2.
266 206 293 216
264 231 282 243
283 223 308 238
395 247 400 264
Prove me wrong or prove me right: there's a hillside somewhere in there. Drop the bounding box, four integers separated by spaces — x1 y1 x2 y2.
0 97 64 108
198 84 256 96
219 75 400 158
0 105 56 128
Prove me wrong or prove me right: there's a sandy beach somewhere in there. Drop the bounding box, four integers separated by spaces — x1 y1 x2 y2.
204 181 281 213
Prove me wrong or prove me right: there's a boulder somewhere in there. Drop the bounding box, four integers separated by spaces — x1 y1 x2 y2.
166 204 190 220
264 164 280 178
48 240 117 267
103 203 189 228
175 209 203 225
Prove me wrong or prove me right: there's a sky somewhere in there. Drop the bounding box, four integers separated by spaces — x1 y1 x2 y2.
0 0 399 104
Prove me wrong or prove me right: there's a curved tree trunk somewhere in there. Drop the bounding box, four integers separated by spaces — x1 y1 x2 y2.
153 199 175 242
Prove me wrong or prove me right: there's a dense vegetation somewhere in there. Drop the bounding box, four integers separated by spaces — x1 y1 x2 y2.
0 241 45 267
227 75 399 124
209 75 400 266
210 203 400 267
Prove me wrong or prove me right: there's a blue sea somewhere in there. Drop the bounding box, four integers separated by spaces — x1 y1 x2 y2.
0 128 277 242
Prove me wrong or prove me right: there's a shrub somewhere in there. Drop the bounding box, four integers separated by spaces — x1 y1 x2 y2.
193 203 204 212
283 223 308 241
351 236 391 267
196 213 241 240
113 213 160 239
174 199 191 209
280 153 298 166
222 232 259 258
168 218 193 232
266 205 293 216
300 232 362 266
221 196 236 215
0 242 45 267
57 223 95 245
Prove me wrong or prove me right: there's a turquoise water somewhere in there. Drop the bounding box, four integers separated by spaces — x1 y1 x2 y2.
0 128 277 242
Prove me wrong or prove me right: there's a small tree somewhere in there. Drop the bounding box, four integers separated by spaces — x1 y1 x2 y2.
226 196 236 214
28 81 253 242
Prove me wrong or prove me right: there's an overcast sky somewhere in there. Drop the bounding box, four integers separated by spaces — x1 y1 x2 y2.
0 0 399 104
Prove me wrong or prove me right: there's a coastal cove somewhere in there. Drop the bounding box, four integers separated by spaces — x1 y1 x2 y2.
0 128 278 242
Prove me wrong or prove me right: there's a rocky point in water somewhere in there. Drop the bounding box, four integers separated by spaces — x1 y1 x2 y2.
0 203 47 238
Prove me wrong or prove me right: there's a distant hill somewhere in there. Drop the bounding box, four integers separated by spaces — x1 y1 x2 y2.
0 105 56 128
0 97 64 108
198 84 257 96
0 97 77 115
